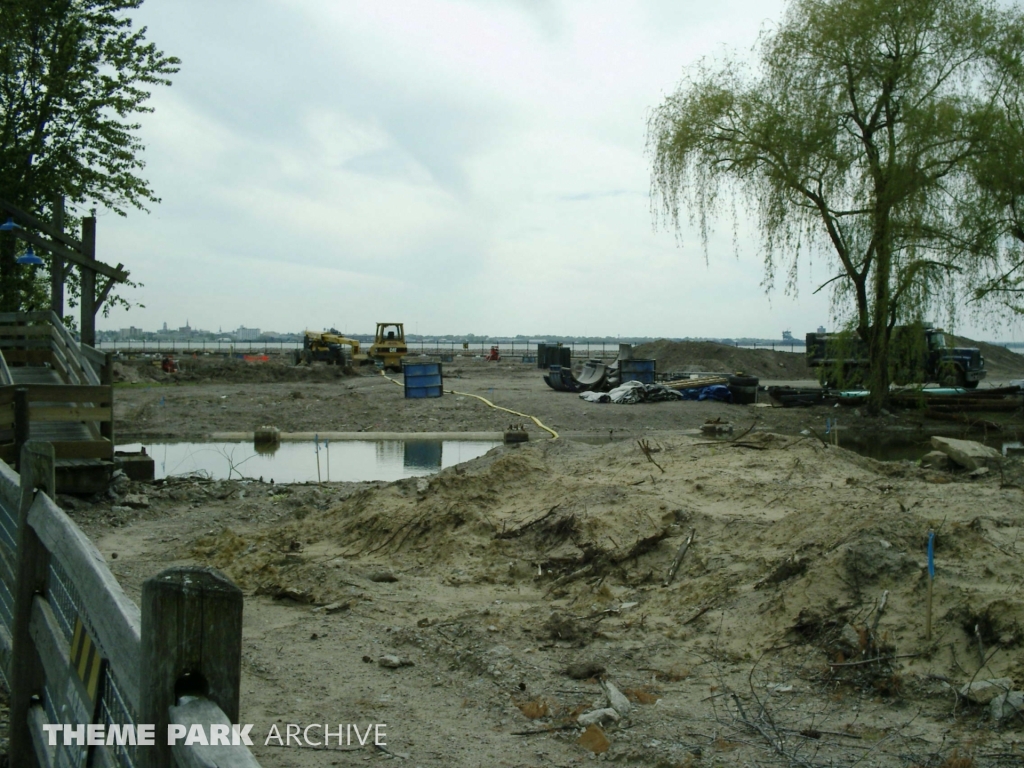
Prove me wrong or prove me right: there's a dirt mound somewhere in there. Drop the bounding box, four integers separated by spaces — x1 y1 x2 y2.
118 354 354 384
950 335 1024 377
633 339 809 379
187 435 1024 690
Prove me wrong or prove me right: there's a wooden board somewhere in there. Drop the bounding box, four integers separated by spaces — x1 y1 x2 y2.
0 338 53 349
3 350 53 366
0 385 111 403
0 326 52 338
28 407 112 423
50 441 113 460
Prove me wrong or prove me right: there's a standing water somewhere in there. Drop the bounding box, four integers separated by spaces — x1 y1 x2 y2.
117 440 500 483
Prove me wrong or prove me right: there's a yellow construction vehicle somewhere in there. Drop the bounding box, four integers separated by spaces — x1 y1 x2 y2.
296 324 408 371
294 329 367 366
368 322 408 371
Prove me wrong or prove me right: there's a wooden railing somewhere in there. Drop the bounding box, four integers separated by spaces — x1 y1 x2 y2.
0 311 114 465
0 441 261 768
0 385 113 465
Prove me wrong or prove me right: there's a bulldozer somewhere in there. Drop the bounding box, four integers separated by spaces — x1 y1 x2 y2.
368 322 408 371
295 324 409 371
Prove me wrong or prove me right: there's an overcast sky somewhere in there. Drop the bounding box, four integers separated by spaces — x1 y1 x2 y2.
93 0 1023 342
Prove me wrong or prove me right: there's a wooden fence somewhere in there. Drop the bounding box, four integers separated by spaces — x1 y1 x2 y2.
0 441 261 768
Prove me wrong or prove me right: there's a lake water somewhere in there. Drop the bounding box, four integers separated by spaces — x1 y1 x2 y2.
117 440 501 483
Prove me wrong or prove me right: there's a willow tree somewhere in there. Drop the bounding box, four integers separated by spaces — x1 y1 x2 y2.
0 0 179 312
648 0 1021 406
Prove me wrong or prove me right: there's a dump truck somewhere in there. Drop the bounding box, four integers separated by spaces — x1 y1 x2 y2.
806 326 986 389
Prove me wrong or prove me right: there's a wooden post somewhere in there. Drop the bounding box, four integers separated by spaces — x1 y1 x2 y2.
80 215 96 348
8 441 55 768
139 567 244 768
50 197 65 319
101 352 114 446
14 388 29 471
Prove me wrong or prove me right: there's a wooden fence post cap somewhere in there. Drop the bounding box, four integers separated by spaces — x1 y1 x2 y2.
144 566 241 596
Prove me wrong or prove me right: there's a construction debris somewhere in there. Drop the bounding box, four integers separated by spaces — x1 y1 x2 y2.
930 436 1003 470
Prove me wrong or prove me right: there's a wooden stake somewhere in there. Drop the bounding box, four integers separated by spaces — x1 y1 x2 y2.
663 528 696 587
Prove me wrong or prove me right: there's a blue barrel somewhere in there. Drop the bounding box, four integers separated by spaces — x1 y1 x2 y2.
621 358 656 384
404 362 443 398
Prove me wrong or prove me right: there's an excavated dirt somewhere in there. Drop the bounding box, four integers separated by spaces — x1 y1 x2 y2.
37 347 1024 766
71 434 1024 767
632 340 810 379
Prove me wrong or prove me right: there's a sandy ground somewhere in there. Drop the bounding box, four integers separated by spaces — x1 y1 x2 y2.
12 349 1024 766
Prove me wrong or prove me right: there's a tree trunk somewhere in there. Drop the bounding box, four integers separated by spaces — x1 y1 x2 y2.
867 242 893 413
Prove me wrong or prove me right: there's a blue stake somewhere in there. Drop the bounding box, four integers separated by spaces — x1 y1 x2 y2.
926 530 935 640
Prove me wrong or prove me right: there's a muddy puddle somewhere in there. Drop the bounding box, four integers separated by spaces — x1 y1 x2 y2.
117 440 500 483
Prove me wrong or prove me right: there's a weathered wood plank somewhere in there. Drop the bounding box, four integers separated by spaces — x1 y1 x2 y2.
0 543 16 595
10 442 55 768
0 311 51 324
3 350 53 366
28 406 112 423
169 697 261 768
0 456 21 508
0 621 12 661
14 389 29 471
0 339 53 350
50 440 113 460
49 331 86 387
29 596 70 692
0 326 52 338
101 353 114 445
50 313 98 382
0 385 111 403
27 493 141 707
80 344 107 368
7 367 63 387
47 347 75 386
27 705 55 768
0 350 12 386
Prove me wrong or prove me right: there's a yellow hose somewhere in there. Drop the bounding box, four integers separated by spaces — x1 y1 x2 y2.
379 371 559 439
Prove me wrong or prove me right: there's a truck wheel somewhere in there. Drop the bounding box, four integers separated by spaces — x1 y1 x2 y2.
939 367 965 388
963 380 979 389
728 373 759 388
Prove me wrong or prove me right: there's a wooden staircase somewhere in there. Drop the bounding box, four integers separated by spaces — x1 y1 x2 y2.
0 311 114 492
